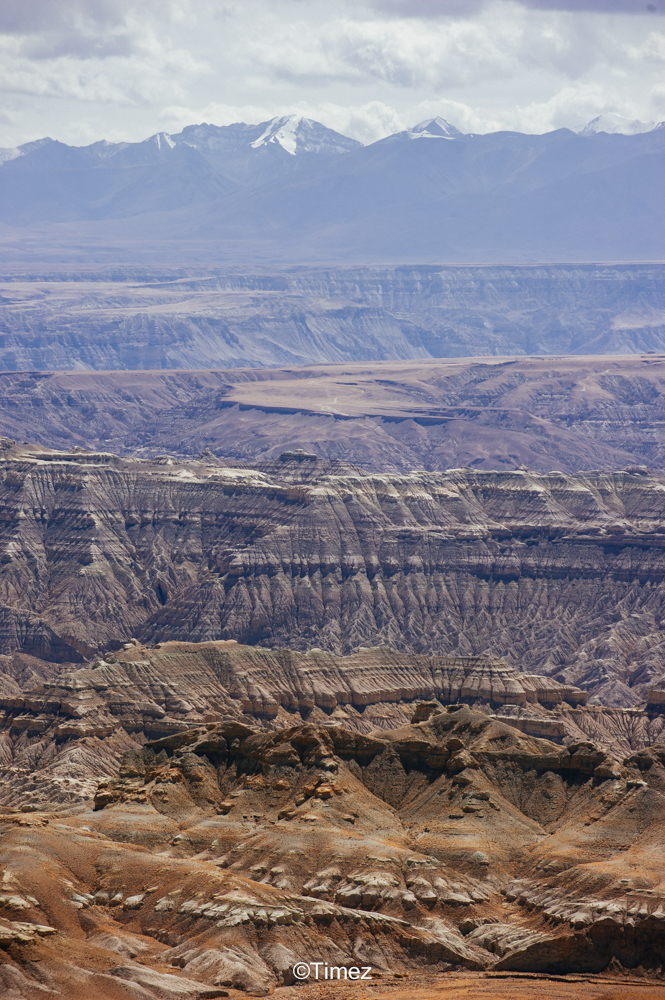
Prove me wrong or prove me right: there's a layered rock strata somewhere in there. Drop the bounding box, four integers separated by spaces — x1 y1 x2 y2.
0 265 662 372
0 705 662 995
0 442 664 706
2 639 663 813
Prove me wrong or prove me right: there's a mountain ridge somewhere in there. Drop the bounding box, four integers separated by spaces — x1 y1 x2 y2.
0 115 662 264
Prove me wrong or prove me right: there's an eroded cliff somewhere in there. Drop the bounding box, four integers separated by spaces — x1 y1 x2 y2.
1 639 662 811
0 702 663 996
0 443 663 707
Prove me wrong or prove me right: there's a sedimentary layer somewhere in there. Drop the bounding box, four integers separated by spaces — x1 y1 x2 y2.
3 639 664 812
0 265 663 371
0 704 663 995
0 443 663 706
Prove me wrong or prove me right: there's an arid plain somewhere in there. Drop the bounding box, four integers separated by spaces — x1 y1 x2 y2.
0 354 663 473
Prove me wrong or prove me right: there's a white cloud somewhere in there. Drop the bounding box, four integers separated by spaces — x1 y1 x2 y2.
0 6 208 107
240 5 665 93
0 0 662 147
243 14 522 90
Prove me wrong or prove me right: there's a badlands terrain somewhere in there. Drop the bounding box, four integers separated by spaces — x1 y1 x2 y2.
0 441 664 705
0 274 663 996
0 443 663 995
0 112 662 995
0 638 664 996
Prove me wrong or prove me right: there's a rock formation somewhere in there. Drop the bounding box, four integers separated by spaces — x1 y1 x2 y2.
0 265 662 371
0 701 663 995
0 442 664 707
2 638 663 811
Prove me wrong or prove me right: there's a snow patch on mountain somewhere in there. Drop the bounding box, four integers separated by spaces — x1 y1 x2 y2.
170 116 361 157
249 115 362 155
575 113 659 136
153 132 176 150
0 137 54 166
406 117 464 140
251 115 299 154
374 117 465 146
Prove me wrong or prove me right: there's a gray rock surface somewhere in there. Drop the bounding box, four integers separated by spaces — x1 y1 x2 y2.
0 442 664 708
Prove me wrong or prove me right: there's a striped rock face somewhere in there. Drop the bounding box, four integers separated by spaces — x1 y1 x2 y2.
0 443 663 709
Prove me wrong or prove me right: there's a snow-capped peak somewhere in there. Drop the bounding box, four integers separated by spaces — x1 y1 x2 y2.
575 113 657 136
251 115 301 155
406 117 464 140
0 136 54 167
249 115 362 155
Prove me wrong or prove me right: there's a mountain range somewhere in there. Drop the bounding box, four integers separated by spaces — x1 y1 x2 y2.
0 113 662 263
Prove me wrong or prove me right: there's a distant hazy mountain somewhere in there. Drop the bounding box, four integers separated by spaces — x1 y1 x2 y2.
0 115 360 223
574 113 659 136
174 114 362 156
377 116 465 142
168 114 362 187
0 114 663 262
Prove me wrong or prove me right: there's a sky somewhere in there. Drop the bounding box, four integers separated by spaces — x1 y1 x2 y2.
0 0 663 148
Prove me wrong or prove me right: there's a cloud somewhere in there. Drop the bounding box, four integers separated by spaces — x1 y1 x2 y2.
244 15 521 90
0 0 661 147
0 1 208 105
0 0 182 36
361 0 665 12
241 7 665 92
523 0 664 11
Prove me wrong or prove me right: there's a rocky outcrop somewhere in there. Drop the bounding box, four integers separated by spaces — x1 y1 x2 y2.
0 703 662 995
3 643 586 726
4 636 664 816
0 640 588 807
0 443 663 707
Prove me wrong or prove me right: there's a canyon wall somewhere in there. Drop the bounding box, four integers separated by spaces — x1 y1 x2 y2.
0 263 662 372
0 443 663 707
0 356 663 476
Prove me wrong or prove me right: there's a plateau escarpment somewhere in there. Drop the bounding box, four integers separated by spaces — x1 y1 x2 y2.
0 355 663 476
0 265 662 372
0 442 663 708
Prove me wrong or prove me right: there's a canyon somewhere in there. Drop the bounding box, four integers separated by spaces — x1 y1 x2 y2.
0 95 663 1000
0 264 664 993
0 444 663 994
